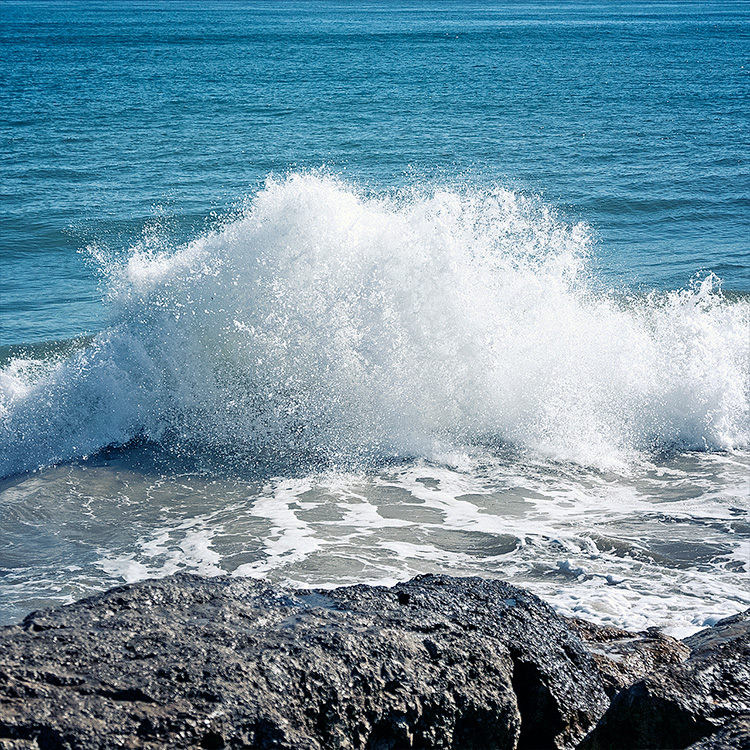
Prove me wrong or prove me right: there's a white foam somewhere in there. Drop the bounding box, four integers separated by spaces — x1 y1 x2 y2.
95 518 225 581
232 480 325 577
1 173 748 477
3 452 746 633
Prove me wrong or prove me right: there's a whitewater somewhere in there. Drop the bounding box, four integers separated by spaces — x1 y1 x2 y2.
3 174 748 475
1 174 748 634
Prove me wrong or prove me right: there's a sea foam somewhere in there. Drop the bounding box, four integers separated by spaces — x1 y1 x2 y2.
1 174 748 477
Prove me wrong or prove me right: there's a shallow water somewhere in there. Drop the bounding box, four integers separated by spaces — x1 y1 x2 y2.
2 447 748 637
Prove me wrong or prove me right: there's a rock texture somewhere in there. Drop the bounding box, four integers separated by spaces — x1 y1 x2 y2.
685 716 750 750
580 609 750 750
0 574 746 750
563 617 690 698
0 574 609 750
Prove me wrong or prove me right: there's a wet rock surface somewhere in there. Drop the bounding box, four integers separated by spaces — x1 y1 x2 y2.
685 716 750 750
580 609 750 750
0 574 746 750
563 617 690 698
0 574 607 750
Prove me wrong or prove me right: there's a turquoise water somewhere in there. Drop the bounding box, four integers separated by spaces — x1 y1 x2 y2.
0 2 748 631
2 1 749 343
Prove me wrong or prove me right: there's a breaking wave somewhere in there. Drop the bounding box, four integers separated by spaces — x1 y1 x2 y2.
1 173 749 477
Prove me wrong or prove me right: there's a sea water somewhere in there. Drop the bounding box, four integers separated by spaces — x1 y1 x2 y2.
1 1 748 635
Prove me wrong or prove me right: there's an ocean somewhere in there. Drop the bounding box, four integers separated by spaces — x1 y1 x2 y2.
0 0 748 636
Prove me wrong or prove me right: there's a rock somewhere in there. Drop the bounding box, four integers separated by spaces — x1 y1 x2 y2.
0 573 610 750
685 715 750 750
564 617 690 697
580 610 750 750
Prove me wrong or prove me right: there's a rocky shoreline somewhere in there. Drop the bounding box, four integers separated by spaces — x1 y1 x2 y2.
0 573 747 749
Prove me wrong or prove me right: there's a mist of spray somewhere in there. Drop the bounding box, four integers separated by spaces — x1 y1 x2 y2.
1 173 748 477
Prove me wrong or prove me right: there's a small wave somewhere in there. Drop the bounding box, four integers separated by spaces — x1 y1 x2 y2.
1 173 748 477
0 335 94 369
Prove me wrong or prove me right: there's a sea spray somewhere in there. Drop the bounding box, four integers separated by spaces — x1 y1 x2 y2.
1 173 748 478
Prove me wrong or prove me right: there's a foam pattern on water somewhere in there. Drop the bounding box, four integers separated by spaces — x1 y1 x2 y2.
1 174 749 477
2 453 747 635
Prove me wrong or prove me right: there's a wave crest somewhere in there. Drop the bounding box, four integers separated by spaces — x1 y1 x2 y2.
1 173 748 476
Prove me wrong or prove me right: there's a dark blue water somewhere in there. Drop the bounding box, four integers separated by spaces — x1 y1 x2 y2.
1 0 748 344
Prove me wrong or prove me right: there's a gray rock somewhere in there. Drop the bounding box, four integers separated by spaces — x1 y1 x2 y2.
580 610 750 750
0 573 610 750
685 716 750 750
564 618 690 698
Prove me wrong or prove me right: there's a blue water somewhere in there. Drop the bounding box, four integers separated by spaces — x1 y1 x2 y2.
0 1 748 632
2 0 749 344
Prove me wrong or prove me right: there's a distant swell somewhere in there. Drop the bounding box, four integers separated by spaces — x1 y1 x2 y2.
1 173 749 477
